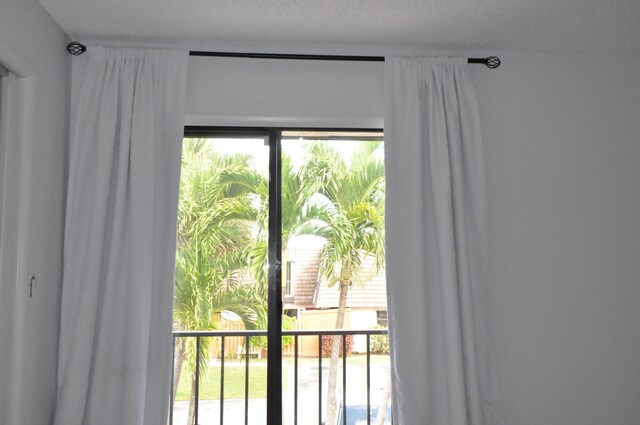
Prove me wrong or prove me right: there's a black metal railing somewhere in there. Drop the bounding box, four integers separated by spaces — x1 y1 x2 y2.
170 329 390 425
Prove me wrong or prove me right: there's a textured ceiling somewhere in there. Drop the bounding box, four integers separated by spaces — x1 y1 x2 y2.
39 0 640 53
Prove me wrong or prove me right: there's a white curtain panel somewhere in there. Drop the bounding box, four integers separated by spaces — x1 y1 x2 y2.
54 47 188 425
384 57 503 425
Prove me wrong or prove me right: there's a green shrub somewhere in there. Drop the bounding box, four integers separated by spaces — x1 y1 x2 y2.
321 334 354 357
250 315 297 349
281 315 296 347
369 325 389 354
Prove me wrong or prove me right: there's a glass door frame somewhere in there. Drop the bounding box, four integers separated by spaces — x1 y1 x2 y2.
183 125 383 425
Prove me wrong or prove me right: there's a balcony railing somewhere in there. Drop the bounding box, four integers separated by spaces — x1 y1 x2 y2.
171 329 391 425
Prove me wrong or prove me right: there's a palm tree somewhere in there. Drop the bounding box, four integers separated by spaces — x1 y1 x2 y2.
173 139 264 424
221 153 314 328
299 141 385 425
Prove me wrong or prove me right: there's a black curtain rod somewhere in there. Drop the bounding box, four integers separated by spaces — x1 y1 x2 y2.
66 41 501 69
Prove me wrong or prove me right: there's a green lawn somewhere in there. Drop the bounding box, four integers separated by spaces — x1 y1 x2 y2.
175 361 285 401
175 354 389 401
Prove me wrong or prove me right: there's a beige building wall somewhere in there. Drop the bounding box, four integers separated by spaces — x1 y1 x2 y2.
298 309 351 357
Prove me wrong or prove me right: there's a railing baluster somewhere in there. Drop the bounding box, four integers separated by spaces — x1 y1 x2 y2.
245 336 250 425
171 329 388 425
318 334 322 425
388 331 393 425
294 335 298 425
367 334 371 425
170 335 175 425
342 335 347 425
195 336 200 425
221 336 225 425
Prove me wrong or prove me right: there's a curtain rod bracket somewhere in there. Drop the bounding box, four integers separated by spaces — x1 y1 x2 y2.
65 42 501 68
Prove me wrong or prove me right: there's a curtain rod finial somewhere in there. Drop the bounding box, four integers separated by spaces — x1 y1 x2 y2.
67 41 87 56
485 56 501 69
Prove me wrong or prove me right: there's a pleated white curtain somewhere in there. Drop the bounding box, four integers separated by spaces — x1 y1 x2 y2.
54 47 188 425
384 57 503 425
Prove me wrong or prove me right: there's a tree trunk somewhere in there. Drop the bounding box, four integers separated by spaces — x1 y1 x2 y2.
172 339 186 405
375 370 392 425
325 280 349 425
187 375 197 425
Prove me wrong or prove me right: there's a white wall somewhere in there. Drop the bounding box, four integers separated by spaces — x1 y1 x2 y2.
475 52 640 425
186 55 383 128
0 1 69 424
187 51 640 425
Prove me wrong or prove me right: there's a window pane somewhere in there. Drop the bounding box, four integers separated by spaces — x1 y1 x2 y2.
172 136 269 425
281 135 390 425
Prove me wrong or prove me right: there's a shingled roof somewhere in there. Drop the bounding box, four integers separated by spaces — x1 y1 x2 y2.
284 235 387 310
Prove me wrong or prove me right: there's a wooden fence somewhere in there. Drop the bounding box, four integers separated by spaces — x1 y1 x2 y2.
207 319 296 359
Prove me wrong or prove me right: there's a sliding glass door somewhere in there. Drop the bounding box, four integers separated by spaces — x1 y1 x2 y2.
171 127 390 425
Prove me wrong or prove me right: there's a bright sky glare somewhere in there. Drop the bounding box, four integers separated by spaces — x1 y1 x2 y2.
189 137 384 175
